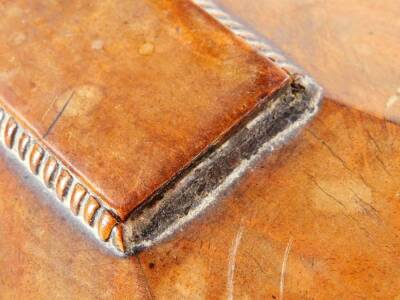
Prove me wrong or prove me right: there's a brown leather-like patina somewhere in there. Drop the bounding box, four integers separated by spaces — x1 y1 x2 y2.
0 0 288 220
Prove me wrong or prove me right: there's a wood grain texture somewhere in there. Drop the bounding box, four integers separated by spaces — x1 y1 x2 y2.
139 99 400 299
0 0 288 220
216 0 400 123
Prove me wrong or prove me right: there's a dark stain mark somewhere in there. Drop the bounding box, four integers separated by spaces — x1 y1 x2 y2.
43 91 74 139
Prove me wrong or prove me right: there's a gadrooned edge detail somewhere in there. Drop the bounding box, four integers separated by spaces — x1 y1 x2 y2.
0 108 125 254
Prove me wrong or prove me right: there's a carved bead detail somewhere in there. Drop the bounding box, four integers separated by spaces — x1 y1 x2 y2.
43 156 58 187
18 133 30 160
113 225 125 253
70 183 86 216
4 118 18 149
97 210 117 241
83 196 100 225
29 144 44 174
55 169 72 201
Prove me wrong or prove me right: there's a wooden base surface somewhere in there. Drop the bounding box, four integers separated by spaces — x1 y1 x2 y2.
140 99 400 299
2 99 400 299
1 0 400 299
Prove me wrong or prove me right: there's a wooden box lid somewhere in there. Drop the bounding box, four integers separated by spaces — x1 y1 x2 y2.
0 0 288 220
0 0 323 254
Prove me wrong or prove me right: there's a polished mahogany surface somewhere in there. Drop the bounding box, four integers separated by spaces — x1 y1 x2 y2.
0 0 288 219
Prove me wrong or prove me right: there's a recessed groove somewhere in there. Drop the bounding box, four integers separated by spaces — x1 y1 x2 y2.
83 195 101 226
70 183 87 216
29 144 45 175
55 169 73 201
42 156 59 188
97 210 118 242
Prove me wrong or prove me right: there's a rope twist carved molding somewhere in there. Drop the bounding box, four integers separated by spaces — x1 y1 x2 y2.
0 106 125 254
193 0 304 75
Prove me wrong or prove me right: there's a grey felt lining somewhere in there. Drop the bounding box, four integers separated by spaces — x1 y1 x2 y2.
124 75 322 254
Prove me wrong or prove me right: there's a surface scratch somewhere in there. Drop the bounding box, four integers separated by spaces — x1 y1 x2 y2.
40 95 58 122
227 224 244 300
43 91 74 138
279 237 294 300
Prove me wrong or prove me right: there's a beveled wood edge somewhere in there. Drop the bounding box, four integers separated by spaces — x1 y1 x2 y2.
0 107 125 255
